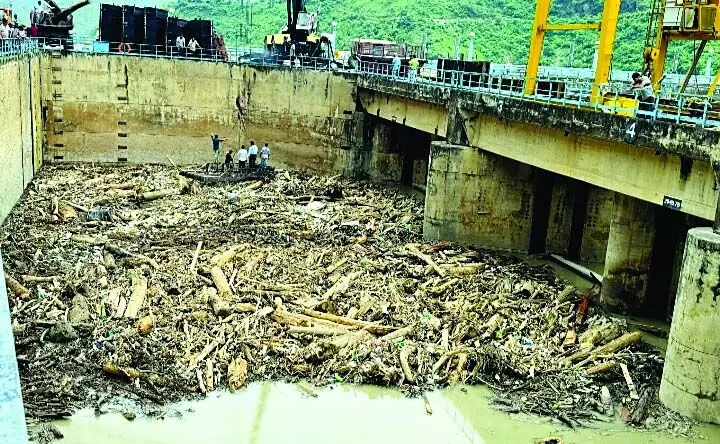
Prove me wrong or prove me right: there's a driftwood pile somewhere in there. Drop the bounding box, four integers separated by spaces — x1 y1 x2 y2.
2 165 665 428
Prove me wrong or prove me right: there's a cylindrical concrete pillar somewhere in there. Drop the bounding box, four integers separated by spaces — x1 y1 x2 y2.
601 193 656 313
660 227 720 423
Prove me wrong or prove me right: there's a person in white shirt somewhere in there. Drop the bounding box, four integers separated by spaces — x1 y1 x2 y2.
248 140 258 169
175 34 185 57
236 144 248 169
0 20 9 39
260 143 270 168
187 37 200 57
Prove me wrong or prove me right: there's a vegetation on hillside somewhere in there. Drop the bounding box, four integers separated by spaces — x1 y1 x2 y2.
171 0 720 74
12 0 719 74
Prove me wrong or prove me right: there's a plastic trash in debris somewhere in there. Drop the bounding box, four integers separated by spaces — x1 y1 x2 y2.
520 337 534 350
87 207 112 221
227 191 239 202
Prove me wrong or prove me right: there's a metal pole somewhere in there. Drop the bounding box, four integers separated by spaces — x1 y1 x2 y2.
680 40 708 94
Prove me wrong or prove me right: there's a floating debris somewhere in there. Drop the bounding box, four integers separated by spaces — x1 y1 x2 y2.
2 165 669 430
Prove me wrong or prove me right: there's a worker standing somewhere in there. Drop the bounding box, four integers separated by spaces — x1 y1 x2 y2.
175 34 185 57
188 37 200 58
224 150 234 171
237 144 248 169
409 57 420 82
210 134 227 164
248 140 258 169
630 72 656 115
391 55 401 78
260 143 270 168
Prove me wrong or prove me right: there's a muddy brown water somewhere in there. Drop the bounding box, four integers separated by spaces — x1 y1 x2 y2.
53 383 720 444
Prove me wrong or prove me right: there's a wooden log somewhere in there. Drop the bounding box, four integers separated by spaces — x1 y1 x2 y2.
346 307 359 319
273 309 353 329
124 273 147 319
399 343 416 383
113 296 127 318
631 386 652 425
620 363 640 400
591 331 641 357
322 271 361 301
443 263 485 276
325 258 348 274
427 278 459 295
228 357 248 391
196 368 206 393
242 252 265 274
557 285 577 303
380 325 413 342
585 360 617 375
288 326 348 336
299 308 397 335
565 343 594 364
210 295 231 317
210 244 243 267
245 181 263 191
103 363 170 386
482 313 503 339
448 353 468 385
20 275 58 283
579 323 620 346
210 267 233 298
406 244 446 277
188 340 220 371
137 315 154 336
205 359 214 392
189 241 202 273
432 348 470 375
140 188 180 202
4 273 30 299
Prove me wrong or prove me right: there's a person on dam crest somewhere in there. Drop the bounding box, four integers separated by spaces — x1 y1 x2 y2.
391 55 401 78
630 72 655 115
210 134 227 163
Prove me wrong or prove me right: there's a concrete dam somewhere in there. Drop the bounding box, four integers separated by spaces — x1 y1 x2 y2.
3 49 720 442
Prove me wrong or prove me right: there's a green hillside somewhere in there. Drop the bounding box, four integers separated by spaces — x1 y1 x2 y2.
12 0 720 73
170 0 720 73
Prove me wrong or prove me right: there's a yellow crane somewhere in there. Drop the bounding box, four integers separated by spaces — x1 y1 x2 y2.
644 0 720 95
524 0 621 103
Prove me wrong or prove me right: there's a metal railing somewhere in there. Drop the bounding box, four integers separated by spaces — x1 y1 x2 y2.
36 36 338 68
0 38 40 63
22 36 720 128
356 60 720 129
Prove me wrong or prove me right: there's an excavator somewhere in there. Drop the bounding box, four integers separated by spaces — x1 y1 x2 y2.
263 0 334 63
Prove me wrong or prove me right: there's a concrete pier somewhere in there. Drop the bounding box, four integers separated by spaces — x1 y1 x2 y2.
660 227 720 423
601 193 656 313
0 255 28 443
424 142 536 251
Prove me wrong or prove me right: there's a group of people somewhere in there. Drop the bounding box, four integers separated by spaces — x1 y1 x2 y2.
174 33 227 60
390 55 421 81
1 5 38 53
211 135 271 170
